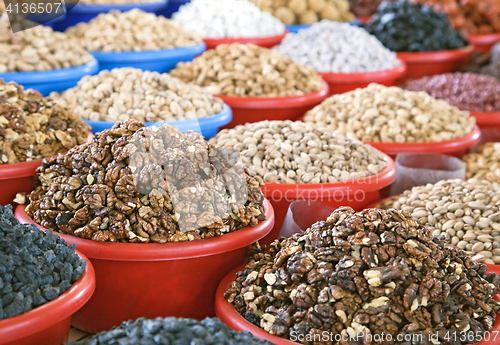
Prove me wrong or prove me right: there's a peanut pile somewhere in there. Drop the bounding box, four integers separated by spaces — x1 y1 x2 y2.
170 43 324 97
303 84 475 143
0 80 90 164
64 9 202 52
51 68 224 123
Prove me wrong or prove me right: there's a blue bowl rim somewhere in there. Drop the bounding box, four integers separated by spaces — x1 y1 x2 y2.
0 58 98 83
285 19 361 31
84 103 232 132
90 42 206 62
66 0 167 12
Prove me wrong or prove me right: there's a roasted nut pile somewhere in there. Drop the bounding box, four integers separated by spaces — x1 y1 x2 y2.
172 0 285 39
0 80 90 164
463 143 500 184
209 120 387 184
250 0 355 25
402 73 500 113
276 21 400 73
0 15 93 72
51 68 224 123
411 0 500 35
64 9 201 52
364 0 468 52
225 206 500 343
170 43 324 97
67 317 273 344
0 204 86 321
378 179 500 264
25 120 266 243
303 83 475 143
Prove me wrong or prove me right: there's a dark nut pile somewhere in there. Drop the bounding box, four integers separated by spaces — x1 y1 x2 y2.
52 68 224 123
0 204 86 321
363 0 468 52
0 80 90 164
67 317 273 345
170 43 324 97
463 143 500 184
64 9 202 52
303 83 475 143
464 43 500 80
209 120 387 184
25 120 266 243
225 206 500 344
402 73 500 113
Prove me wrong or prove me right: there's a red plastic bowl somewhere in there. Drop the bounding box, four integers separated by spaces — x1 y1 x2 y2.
15 199 274 334
471 112 500 143
0 251 95 345
366 125 481 160
396 45 474 82
468 33 500 53
218 81 329 129
320 60 407 95
216 265 500 345
258 153 396 247
203 31 287 50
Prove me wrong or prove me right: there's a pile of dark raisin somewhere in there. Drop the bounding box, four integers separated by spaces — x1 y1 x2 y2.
364 0 468 52
66 317 273 345
0 204 86 321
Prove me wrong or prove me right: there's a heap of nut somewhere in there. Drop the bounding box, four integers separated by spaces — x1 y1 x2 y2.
52 68 224 123
463 143 500 184
304 83 475 143
225 206 500 343
209 120 387 184
378 179 500 264
170 43 324 97
0 80 90 164
25 120 266 243
250 0 355 25
0 15 93 72
64 9 201 52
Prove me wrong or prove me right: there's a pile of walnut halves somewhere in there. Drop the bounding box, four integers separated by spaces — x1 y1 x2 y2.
225 207 500 344
26 119 266 243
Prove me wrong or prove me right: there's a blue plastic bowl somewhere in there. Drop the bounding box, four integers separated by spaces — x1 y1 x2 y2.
84 103 232 139
90 42 205 73
0 59 99 96
27 12 64 29
158 0 190 17
53 0 168 31
286 19 361 33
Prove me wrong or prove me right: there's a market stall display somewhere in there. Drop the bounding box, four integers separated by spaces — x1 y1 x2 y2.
0 80 90 205
276 21 405 94
170 43 328 127
219 206 500 343
364 0 472 80
51 68 229 137
64 9 204 72
210 120 396 245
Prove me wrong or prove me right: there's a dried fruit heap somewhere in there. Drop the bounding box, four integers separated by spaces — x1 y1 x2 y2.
26 120 266 243
0 80 90 164
226 207 500 344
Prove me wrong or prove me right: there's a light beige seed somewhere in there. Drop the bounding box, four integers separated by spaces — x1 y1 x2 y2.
472 242 485 252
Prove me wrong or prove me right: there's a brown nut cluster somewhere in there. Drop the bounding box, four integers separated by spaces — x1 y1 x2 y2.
26 120 266 243
225 206 500 344
170 43 324 97
0 80 90 164
250 0 355 25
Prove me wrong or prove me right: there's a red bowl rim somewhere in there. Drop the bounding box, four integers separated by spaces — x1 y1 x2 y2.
396 45 474 62
260 152 395 197
320 59 407 84
366 125 481 155
467 32 500 45
0 250 95 344
216 80 329 109
203 31 288 49
470 112 500 126
14 198 275 261
216 264 500 345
